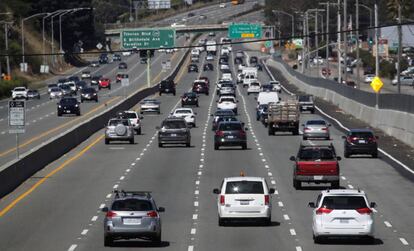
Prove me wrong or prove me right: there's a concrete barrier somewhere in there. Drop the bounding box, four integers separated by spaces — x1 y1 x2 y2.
266 59 414 148
0 46 191 199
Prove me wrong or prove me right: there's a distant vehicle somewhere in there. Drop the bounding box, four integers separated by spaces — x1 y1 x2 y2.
140 99 161 114
188 64 199 73
159 79 176 96
102 191 165 246
249 56 258 65
171 23 186 28
191 55 199 63
118 62 127 69
80 87 98 103
308 189 376 244
269 80 282 93
68 82 78 94
57 97 80 116
231 0 245 5
192 80 209 95
302 120 331 140
187 12 195 17
140 57 148 64
181 92 199 107
211 109 236 130
219 3 226 7
75 81 87 91
27 89 40 99
68 76 80 84
343 128 378 158
90 61 100 67
12 87 28 100
214 121 247 150
99 78 111 90
217 96 238 115
206 40 217 55
81 71 91 79
99 53 109 64
290 143 341 189
209 32 215 37
104 118 134 144
218 83 236 97
48 84 58 93
392 75 414 86
171 108 197 127
206 54 214 61
213 175 274 225
157 117 191 147
363 74 375 83
212 115 238 131
242 72 258 88
298 95 315 113
49 87 63 99
203 63 214 71
122 51 131 56
90 75 101 85
235 50 244 59
119 111 143 135
60 84 74 96
247 82 261 95
113 54 121 61
199 14 207 20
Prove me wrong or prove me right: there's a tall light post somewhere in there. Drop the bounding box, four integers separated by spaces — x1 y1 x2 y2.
306 9 325 76
272 10 295 38
356 0 360 89
343 0 348 82
59 8 90 54
374 0 379 108
21 12 48 66
337 0 342 83
51 10 70 64
42 11 64 66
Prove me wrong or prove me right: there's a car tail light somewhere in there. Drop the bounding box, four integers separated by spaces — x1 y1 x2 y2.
147 211 159 218
368 137 376 143
220 195 225 205
304 127 311 132
347 136 358 143
239 130 246 137
321 127 328 131
264 195 270 205
316 207 333 215
106 211 117 219
216 130 224 137
356 207 372 214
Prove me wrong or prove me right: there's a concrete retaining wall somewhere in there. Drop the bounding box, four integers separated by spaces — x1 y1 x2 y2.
267 59 414 147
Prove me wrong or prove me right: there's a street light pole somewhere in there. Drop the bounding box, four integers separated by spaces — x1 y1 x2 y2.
343 0 348 83
59 8 90 54
51 10 70 64
397 3 402 94
272 10 294 38
21 12 48 65
356 0 360 89
337 0 342 84
374 0 379 108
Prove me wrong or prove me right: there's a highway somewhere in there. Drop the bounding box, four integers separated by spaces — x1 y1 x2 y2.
0 31 413 251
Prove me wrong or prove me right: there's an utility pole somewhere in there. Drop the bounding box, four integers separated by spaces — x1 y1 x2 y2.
315 9 319 76
301 13 305 73
356 0 360 89
337 0 342 84
147 50 151 88
4 22 11 77
326 3 330 73
374 0 379 108
343 0 348 83
306 11 310 72
397 3 402 94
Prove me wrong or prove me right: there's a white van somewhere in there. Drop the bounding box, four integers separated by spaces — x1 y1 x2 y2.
256 91 280 105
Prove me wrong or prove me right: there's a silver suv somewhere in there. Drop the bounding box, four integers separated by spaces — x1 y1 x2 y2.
102 191 165 246
157 117 191 147
105 118 134 144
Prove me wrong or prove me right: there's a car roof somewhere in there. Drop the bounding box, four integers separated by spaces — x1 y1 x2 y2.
349 128 374 133
219 121 242 125
124 110 137 114
321 189 366 196
224 176 265 182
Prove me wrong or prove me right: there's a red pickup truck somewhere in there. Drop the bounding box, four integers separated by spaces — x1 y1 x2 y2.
290 143 341 190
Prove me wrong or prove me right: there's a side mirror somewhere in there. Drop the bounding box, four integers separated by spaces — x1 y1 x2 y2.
279 97 282 101
269 188 275 194
102 207 109 212
301 124 305 127
213 188 220 194
328 123 332 127
194 112 197 115
308 202 315 208
155 126 160 130
337 156 342 161
370 202 377 208
342 135 346 139
289 156 296 161
158 207 166 212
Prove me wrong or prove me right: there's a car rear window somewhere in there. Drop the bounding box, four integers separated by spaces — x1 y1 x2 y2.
299 148 334 160
111 199 153 211
82 88 95 93
109 119 129 126
225 181 264 194
306 120 326 125
321 196 368 209
349 131 373 138
219 123 242 131
124 113 137 119
220 98 234 103
299 96 312 102
176 110 191 114
60 98 77 105
162 120 186 129
51 87 61 92
184 93 197 98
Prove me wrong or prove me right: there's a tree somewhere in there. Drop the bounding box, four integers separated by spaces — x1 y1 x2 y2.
386 0 411 20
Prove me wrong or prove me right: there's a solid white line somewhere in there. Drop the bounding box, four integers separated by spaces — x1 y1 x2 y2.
341 176 347 180
194 190 199 195
271 180 276 185
106 193 112 198
120 176 125 180
113 184 119 189
194 201 199 207
384 221 392 227
290 229 296 236
195 180 200 185
283 214 290 220
399 238 409 245
91 216 98 221
68 244 77 251
198 171 202 175
81 229 88 235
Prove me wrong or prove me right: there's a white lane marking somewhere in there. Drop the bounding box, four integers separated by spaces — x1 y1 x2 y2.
113 184 119 189
384 221 392 227
197 171 202 175
91 216 98 221
274 190 279 195
193 214 198 220
120 176 125 180
348 184 354 189
106 193 111 198
131 163 136 166
136 157 140 161
271 180 276 185
372 208 378 213
290 229 297 236
1 131 5 135
195 180 200 185
278 201 284 207
81 229 88 235
68 244 77 251
399 238 409 245
188 246 194 251
341 176 346 180
99 204 105 209
296 247 303 251
109 147 124 150
194 190 199 195
126 169 131 172
190 228 196 234
283 214 290 220
267 172 272 176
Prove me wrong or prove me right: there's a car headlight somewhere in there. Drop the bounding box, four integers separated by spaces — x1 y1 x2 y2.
58 105 62 108
75 104 79 107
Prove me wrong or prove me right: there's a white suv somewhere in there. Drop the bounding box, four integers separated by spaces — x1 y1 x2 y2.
213 176 275 226
308 189 376 243
12 87 28 100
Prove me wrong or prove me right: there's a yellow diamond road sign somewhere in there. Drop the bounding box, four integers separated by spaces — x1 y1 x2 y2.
370 76 383 93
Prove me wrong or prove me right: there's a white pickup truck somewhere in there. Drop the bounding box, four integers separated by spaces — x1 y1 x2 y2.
12 87 28 100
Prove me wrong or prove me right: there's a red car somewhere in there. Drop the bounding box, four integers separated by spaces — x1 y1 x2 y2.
99 78 111 90
198 76 210 87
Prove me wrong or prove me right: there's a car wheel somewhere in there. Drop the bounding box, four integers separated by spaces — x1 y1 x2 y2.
129 138 134 144
214 144 219 150
242 143 247 150
104 236 113 246
81 99 84 103
57 112 62 117
218 216 225 226
186 141 191 147
136 128 142 135
331 181 340 189
344 150 350 158
313 235 323 244
96 99 98 102
263 217 271 226
293 179 301 190
105 139 110 145
311 109 315 114
77 111 81 116
372 151 378 158
153 232 162 244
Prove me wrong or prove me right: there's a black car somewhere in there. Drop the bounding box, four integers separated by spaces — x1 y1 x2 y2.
249 56 258 64
80 87 98 102
57 97 80 116
68 76 80 84
181 92 199 107
159 79 176 96
76 81 87 91
234 57 243 64
188 64 198 73
261 84 273 92
118 62 127 69
116 73 128 83
203 63 214 71
157 117 191 147
343 129 378 158
27 89 40 99
192 81 209 95
255 63 263 71
219 57 228 65
99 53 109 64
140 57 148 64
113 54 121 61
214 121 247 150
91 75 101 86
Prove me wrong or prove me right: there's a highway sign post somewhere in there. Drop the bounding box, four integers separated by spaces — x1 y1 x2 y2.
8 100 25 159
370 76 383 109
121 28 175 49
228 23 262 39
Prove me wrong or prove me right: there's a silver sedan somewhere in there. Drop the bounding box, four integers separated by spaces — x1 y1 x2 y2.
302 120 331 140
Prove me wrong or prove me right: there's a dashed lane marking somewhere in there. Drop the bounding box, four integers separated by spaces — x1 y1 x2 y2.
384 221 392 227
290 229 297 236
283 214 290 220
91 216 98 221
400 238 409 245
81 229 88 235
68 244 77 251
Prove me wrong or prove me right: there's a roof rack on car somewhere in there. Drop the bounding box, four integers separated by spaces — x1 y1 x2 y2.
113 190 152 199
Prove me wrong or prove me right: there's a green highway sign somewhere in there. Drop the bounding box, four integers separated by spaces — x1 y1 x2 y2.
228 23 262 39
121 28 175 49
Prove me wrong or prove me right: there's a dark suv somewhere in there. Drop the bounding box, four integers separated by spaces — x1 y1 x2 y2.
192 80 209 95
159 80 176 96
343 129 378 158
57 97 80 116
214 121 247 150
298 95 315 113
157 117 191 147
181 92 199 107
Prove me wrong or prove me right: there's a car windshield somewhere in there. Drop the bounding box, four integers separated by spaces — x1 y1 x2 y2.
109 119 129 126
61 85 70 90
51 87 61 92
184 93 196 98
349 131 373 138
82 88 95 93
321 196 368 210
48 84 57 88
299 148 335 160
143 100 158 104
60 98 77 105
14 87 26 91
175 110 191 114
219 123 242 131
251 83 260 87
162 120 186 129
218 116 237 122
225 181 264 194
111 199 153 211
299 96 312 102
215 110 234 116
306 120 326 125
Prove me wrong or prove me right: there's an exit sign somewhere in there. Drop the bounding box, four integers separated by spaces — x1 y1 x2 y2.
228 23 262 39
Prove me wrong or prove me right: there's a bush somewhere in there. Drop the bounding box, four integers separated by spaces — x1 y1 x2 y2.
0 78 26 99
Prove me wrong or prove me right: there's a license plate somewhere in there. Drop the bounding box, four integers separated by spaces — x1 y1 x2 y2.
358 140 366 143
171 134 177 137
165 89 169 91
340 219 349 224
240 201 249 205
314 175 323 180
65 110 71 113
227 135 234 139
123 218 141 225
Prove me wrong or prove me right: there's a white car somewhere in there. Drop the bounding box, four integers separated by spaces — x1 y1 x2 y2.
220 64 230 71
122 110 143 135
68 82 77 93
309 189 376 243
122 51 131 56
213 176 275 226
217 96 238 115
12 87 28 100
206 54 214 61
222 73 232 81
49 87 63 99
363 74 375 83
247 82 261 95
237 73 244 84
171 108 196 127
81 71 91 79
171 23 186 28
219 3 226 8
269 80 282 93
243 74 257 88
140 99 161 114
391 75 414 86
